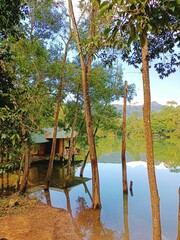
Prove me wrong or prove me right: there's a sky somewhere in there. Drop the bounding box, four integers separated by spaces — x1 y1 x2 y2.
120 62 180 106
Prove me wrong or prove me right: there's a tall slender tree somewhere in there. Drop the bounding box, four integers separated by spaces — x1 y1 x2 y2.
141 32 161 239
45 33 73 188
68 0 101 209
121 80 128 193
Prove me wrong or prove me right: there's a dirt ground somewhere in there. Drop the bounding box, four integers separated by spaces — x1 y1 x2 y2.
0 194 80 240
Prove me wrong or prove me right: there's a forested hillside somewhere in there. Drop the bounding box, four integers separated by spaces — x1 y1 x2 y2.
126 105 180 139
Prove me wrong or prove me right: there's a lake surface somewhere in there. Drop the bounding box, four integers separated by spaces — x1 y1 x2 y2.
27 154 180 240
1 138 180 239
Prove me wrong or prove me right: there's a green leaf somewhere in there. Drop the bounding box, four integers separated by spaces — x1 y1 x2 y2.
100 1 109 8
126 0 136 4
1 134 7 139
104 27 111 36
169 5 175 12
99 1 110 17
140 33 146 47
130 24 136 39
147 23 153 32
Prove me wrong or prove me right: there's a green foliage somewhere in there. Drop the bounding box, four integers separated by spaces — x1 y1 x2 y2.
127 112 144 138
0 106 24 162
24 0 66 42
96 131 121 159
0 0 27 108
61 62 127 149
127 137 146 161
0 0 24 107
98 0 180 78
0 162 20 175
94 133 180 170
151 105 180 139
0 0 26 40
1 0 138 168
0 0 63 165
153 138 180 172
127 105 180 139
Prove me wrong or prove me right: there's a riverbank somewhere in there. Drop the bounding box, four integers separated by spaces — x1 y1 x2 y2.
0 193 80 240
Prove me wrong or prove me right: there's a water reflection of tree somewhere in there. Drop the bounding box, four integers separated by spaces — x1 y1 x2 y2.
44 188 52 206
42 185 117 239
42 183 131 240
126 138 146 161
64 188 71 212
0 173 17 197
44 187 72 212
154 140 180 172
74 197 116 240
125 137 180 172
120 194 130 240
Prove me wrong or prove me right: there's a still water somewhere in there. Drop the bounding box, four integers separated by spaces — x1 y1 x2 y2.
27 154 180 240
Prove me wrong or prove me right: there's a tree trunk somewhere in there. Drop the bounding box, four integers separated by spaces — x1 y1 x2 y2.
64 89 80 187
68 0 101 209
82 59 101 210
45 80 63 188
17 156 24 188
18 125 30 194
141 34 162 240
45 34 72 188
122 80 128 194
80 124 99 177
80 150 90 177
68 90 80 163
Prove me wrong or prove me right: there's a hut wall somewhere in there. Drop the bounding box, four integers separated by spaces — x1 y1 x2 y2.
31 142 51 155
56 139 64 157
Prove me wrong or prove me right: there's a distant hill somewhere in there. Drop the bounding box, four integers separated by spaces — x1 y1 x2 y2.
113 101 163 117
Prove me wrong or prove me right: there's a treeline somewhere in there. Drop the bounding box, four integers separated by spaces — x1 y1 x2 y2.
127 105 180 139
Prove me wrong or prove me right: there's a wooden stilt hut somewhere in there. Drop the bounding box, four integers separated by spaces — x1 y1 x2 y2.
31 128 80 161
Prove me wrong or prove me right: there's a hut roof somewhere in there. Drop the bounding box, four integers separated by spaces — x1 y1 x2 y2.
31 133 50 143
31 128 77 144
43 128 77 139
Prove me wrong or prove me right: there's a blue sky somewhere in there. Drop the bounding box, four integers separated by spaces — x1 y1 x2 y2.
120 63 180 106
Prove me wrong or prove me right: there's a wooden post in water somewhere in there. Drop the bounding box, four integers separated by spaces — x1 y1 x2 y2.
122 80 128 194
130 180 133 197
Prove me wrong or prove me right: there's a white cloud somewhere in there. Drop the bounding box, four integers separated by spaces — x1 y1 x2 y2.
127 161 167 170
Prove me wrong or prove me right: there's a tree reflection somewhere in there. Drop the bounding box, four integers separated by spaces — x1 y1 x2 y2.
82 181 92 202
121 193 130 240
73 197 116 240
64 188 71 213
44 188 52 206
0 173 17 197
